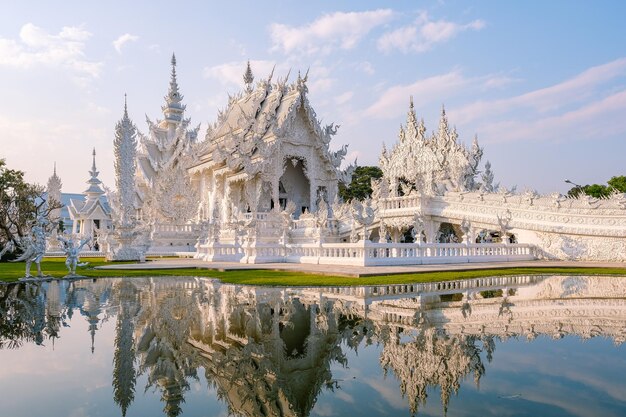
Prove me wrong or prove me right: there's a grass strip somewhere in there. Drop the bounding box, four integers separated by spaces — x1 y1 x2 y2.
1 257 626 286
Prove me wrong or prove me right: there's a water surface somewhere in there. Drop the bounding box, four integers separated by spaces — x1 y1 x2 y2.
0 275 625 417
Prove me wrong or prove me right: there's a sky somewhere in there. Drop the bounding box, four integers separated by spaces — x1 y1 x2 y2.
1 0 625 194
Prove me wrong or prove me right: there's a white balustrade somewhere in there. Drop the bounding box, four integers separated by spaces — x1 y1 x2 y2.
154 224 196 233
282 241 535 266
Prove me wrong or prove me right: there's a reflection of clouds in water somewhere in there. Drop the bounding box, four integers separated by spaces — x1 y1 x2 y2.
364 379 407 410
335 390 355 404
67 407 89 417
490 342 626 405
312 402 336 416
515 377 619 417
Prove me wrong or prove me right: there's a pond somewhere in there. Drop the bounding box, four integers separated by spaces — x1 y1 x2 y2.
0 275 625 417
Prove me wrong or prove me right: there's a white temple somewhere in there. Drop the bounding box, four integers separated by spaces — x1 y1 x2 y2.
44 56 626 263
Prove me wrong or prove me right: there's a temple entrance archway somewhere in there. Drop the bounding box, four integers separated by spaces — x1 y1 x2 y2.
280 158 310 218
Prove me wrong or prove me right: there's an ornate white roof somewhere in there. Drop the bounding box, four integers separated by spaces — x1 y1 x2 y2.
380 98 484 195
195 69 352 182
68 149 111 220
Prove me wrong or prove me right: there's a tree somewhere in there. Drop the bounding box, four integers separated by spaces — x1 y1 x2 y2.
338 166 383 202
0 159 60 260
566 175 625 198
608 175 626 193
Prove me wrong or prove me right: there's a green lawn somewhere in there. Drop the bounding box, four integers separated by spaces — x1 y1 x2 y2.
1 257 626 286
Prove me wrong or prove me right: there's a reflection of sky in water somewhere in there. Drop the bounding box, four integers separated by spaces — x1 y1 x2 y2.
312 337 626 417
0 275 625 417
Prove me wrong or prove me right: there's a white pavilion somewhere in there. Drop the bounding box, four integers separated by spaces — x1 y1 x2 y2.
67 149 112 249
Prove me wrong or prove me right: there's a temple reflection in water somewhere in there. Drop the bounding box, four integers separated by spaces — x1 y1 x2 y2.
1 274 625 417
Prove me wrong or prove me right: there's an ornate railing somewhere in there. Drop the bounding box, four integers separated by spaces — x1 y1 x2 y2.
196 240 536 266
153 224 197 233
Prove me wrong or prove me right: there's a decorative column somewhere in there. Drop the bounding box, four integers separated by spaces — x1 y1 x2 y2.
222 179 230 223
309 180 317 213
272 177 280 211
423 219 440 244
208 173 218 222
199 170 207 220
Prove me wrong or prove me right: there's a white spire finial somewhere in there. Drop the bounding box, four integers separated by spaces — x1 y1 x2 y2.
167 52 181 102
162 53 184 122
243 60 254 91
91 148 97 172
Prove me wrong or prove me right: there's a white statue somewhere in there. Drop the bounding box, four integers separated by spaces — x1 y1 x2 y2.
412 212 424 244
460 218 471 244
58 235 92 277
10 214 50 279
351 199 376 241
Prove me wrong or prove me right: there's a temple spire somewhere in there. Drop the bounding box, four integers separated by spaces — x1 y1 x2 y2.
162 53 185 123
168 53 181 102
47 162 62 218
406 96 418 135
84 148 105 198
114 95 138 226
243 60 254 92
91 148 97 175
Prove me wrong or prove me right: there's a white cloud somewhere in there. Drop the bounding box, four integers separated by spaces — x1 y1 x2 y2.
335 91 354 105
0 23 101 78
309 77 335 93
112 33 138 54
228 38 247 57
365 70 471 118
477 88 626 144
269 9 394 55
378 11 485 53
452 57 626 124
357 61 375 75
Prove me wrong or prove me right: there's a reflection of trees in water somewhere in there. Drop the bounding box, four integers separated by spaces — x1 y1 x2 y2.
379 326 493 416
0 282 65 349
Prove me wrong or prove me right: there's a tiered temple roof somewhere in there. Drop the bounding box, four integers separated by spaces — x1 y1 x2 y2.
68 149 111 221
194 68 352 183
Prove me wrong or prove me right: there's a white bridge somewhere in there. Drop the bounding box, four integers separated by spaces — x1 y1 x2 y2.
378 191 626 262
